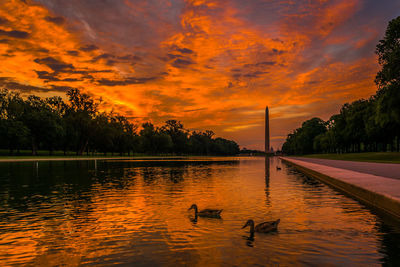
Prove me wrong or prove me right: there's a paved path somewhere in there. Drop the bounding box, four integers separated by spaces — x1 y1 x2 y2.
289 157 400 180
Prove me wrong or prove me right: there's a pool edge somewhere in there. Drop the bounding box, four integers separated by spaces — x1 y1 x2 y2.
280 156 400 221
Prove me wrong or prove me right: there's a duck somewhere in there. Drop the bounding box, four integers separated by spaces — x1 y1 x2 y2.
242 219 280 234
188 204 223 218
276 166 281 170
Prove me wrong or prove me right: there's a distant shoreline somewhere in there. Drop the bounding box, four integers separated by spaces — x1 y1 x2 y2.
0 155 250 163
0 156 180 163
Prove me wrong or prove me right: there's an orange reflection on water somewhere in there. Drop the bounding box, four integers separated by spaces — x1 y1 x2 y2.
0 158 398 266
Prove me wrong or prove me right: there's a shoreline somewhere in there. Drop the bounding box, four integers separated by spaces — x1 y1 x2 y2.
0 155 250 163
0 156 181 162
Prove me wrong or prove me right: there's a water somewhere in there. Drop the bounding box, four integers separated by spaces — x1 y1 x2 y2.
0 157 399 266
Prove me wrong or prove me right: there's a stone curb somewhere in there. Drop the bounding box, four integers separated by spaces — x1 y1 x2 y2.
280 157 400 220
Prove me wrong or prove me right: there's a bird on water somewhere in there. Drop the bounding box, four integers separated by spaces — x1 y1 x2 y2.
188 204 223 218
242 219 280 234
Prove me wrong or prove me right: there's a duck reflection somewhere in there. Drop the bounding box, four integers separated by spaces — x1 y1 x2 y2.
188 212 225 225
189 213 198 224
188 204 223 218
243 232 255 247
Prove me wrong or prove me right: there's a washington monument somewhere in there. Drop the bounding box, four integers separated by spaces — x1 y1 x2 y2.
265 106 270 153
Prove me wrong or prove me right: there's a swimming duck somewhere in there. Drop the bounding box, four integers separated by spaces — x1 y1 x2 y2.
276 166 281 170
242 219 280 234
188 204 223 218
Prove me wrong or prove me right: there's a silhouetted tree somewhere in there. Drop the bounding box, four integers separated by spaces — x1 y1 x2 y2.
375 16 400 88
21 96 63 155
375 16 400 151
92 112 115 155
161 120 188 154
0 88 239 156
283 16 400 154
0 89 30 154
64 88 98 155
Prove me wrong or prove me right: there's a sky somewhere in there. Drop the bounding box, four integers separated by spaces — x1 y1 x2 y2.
0 0 399 150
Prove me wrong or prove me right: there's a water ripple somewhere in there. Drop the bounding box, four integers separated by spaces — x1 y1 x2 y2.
0 157 399 266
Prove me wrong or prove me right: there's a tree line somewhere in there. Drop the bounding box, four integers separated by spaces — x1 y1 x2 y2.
0 88 239 156
282 16 400 155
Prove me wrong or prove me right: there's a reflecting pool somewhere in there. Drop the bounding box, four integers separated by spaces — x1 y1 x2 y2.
0 157 399 266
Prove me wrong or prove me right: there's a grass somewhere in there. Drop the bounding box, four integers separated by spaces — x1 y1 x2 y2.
0 149 136 157
0 155 132 159
0 149 236 161
300 152 400 164
0 149 177 160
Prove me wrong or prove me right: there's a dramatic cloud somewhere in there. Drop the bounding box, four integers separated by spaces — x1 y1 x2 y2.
171 58 194 68
176 47 194 54
44 16 65 25
0 29 29 39
34 57 74 72
0 17 9 25
1 0 399 149
80 44 98 52
97 76 156 86
0 77 67 92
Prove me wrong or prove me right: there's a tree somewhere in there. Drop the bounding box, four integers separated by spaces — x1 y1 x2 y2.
119 116 139 155
153 132 173 153
161 120 188 154
64 88 99 155
342 100 370 152
0 88 239 156
0 120 30 154
375 16 400 88
0 89 30 154
375 16 400 151
110 115 138 155
22 95 64 155
376 84 400 151
212 137 240 155
282 17 400 154
92 112 115 155
139 122 157 153
282 118 326 155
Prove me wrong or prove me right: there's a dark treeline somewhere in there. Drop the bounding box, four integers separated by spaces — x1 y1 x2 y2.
282 16 400 155
0 88 239 156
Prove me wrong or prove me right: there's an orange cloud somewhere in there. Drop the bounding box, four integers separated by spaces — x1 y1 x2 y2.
1 0 397 150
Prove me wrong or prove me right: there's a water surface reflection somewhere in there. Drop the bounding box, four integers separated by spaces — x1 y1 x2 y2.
0 157 399 266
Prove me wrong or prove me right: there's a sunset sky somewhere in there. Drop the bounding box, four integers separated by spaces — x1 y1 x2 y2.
0 0 399 150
